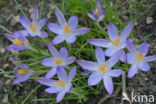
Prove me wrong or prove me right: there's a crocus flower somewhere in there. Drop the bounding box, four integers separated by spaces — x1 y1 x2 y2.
41 42 76 79
88 21 134 62
47 7 90 44
88 0 104 22
12 63 33 85
20 6 47 37
126 41 156 78
77 47 123 94
37 66 76 103
5 31 30 51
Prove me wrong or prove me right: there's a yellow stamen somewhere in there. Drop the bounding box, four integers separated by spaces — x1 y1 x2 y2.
98 63 107 72
53 57 62 65
136 51 145 61
29 22 37 32
54 79 65 87
94 9 99 17
111 36 120 46
64 23 71 33
13 38 24 45
18 69 29 74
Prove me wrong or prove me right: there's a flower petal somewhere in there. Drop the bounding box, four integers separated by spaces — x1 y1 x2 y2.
126 40 136 53
80 70 91 75
138 62 150 71
56 91 66 103
144 56 156 62
97 15 104 23
32 6 38 21
127 65 138 78
55 7 66 26
96 0 100 10
65 36 76 43
75 28 90 36
57 66 68 82
4 33 15 41
52 35 65 44
68 66 76 82
47 42 59 57
59 47 68 58
45 86 62 94
20 16 31 30
68 16 78 30
138 42 148 55
36 78 56 86
5 45 27 51
39 18 46 27
47 23 63 35
15 63 29 69
88 39 111 48
95 47 105 65
108 23 118 41
127 53 135 64
41 57 55 67
88 13 96 21
77 60 98 71
12 74 31 85
103 76 113 95
108 69 123 77
65 57 76 65
120 21 134 41
105 48 116 56
45 67 57 79
40 32 48 37
120 50 126 62
88 71 103 86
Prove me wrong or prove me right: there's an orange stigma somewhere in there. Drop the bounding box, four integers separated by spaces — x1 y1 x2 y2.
18 69 29 74
64 23 71 33
98 63 107 72
29 22 37 32
53 57 62 65
54 79 65 87
136 51 145 61
13 38 24 45
94 9 99 17
111 36 120 46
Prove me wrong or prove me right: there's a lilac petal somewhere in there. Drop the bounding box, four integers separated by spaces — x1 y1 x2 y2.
4 33 15 41
138 42 148 55
88 39 111 48
77 60 98 71
40 32 48 37
52 35 65 44
103 76 113 95
128 39 135 43
65 36 76 44
91 8 95 14
126 40 136 53
57 66 68 82
15 63 29 69
55 7 66 26
39 18 46 27
99 9 104 16
47 23 63 35
105 48 116 56
107 49 123 68
41 57 55 67
127 53 134 64
47 42 59 57
59 47 68 58
45 67 57 79
75 28 90 36
120 21 134 41
120 50 126 62
97 15 105 22
12 74 31 85
88 71 103 86
127 65 138 78
36 78 56 86
68 16 78 30
108 69 123 77
95 47 105 65
80 70 91 75
66 83 73 92
5 45 27 51
65 57 76 65
108 23 118 41
88 13 96 21
56 91 66 103
20 16 31 30
144 56 156 62
96 0 100 10
138 62 150 71
32 6 38 21
18 30 29 37
68 66 76 82
45 86 62 94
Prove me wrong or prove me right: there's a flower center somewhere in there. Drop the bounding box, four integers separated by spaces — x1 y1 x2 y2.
98 63 107 72
53 57 62 65
18 69 29 74
136 51 145 61
94 9 99 17
13 38 24 45
111 36 120 47
54 79 65 87
64 23 71 33
29 22 37 32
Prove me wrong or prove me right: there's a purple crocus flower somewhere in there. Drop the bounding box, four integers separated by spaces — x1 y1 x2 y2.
77 47 123 94
88 1 105 22
37 66 76 103
41 42 76 79
127 41 156 78
20 6 47 37
12 63 33 85
88 21 134 62
47 7 90 44
4 31 30 51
